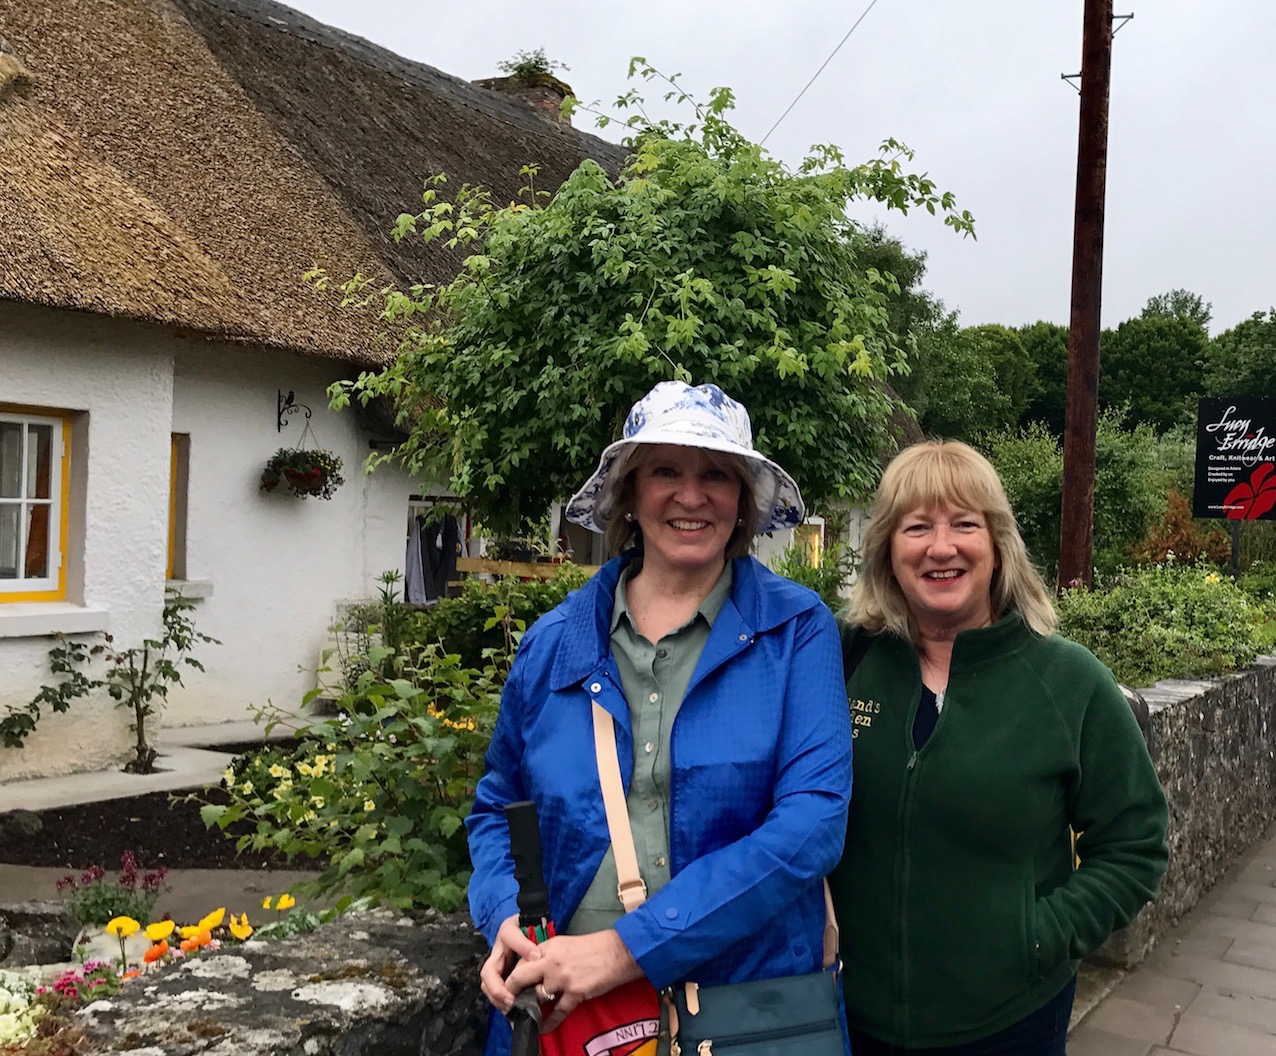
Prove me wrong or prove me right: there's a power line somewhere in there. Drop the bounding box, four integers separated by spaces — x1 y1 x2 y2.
761 0 881 146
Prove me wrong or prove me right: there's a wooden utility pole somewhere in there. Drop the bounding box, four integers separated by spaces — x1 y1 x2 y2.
1058 0 1114 590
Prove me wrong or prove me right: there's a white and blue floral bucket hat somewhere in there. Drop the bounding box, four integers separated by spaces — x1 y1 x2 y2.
565 381 805 534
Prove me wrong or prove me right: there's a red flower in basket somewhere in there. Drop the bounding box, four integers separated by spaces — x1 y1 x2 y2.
1222 462 1276 520
260 448 344 500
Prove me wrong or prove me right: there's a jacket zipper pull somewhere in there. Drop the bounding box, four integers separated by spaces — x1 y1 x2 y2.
907 752 919 771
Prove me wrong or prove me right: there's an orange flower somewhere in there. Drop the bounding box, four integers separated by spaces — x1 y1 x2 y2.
122 969 141 980
179 930 211 953
144 939 170 963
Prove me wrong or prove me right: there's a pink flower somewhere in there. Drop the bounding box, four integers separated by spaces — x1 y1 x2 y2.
118 850 139 886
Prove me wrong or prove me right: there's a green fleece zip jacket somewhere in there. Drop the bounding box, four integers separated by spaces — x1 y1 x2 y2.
830 614 1169 1048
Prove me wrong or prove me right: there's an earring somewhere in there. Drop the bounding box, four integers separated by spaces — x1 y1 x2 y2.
736 517 744 526
624 513 635 523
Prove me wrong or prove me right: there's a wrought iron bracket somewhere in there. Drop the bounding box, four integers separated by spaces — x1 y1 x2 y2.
277 390 312 432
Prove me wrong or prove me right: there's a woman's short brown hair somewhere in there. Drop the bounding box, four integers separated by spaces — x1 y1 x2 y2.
602 448 759 560
849 440 1058 640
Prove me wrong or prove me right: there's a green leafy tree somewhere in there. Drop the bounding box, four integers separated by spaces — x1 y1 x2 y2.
963 324 1037 428
328 63 974 531
1206 309 1276 397
855 224 941 345
1098 315 1208 433
1017 321 1070 434
905 312 1016 442
1142 288 1212 330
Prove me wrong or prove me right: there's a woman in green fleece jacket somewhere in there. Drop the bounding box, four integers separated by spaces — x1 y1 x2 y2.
831 440 1169 1055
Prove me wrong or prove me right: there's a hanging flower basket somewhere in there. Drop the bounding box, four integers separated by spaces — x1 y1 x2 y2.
260 448 344 500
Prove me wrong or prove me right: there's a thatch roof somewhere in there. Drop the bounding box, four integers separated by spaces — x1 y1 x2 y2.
0 0 627 363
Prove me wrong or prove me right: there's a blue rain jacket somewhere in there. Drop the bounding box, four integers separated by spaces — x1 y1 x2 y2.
466 553 852 1055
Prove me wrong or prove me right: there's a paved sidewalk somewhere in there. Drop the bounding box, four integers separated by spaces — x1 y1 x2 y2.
1069 818 1276 1055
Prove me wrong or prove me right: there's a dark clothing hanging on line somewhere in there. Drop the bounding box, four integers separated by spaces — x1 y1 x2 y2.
406 513 460 605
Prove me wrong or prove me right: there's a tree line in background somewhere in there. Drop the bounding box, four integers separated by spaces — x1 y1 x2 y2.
868 228 1276 578
330 59 1270 584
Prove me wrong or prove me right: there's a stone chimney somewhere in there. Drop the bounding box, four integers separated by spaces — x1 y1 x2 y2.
472 72 573 126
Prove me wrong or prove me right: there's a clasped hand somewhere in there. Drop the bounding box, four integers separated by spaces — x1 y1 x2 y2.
479 915 644 1032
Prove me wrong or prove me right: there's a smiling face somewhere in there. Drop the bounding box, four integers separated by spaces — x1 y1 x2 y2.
890 502 998 635
631 445 744 579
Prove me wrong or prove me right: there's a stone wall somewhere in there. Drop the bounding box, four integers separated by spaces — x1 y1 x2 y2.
1095 656 1276 967
75 908 488 1056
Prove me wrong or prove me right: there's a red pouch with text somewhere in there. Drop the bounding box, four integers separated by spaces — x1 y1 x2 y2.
537 977 661 1056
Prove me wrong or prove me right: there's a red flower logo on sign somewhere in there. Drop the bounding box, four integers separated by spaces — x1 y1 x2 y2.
1223 462 1276 519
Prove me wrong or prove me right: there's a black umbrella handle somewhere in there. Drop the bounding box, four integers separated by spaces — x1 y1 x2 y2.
505 800 551 928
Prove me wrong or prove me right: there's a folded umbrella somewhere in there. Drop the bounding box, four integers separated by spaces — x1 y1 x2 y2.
505 800 556 1056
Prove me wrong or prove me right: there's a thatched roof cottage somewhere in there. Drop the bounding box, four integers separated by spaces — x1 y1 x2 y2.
0 0 625 780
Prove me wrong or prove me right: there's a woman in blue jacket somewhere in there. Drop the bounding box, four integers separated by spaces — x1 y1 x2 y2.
466 381 852 1055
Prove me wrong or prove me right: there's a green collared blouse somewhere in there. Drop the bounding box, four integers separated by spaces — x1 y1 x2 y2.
564 562 734 935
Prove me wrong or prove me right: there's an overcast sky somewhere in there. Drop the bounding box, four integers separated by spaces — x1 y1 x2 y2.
288 1 1274 337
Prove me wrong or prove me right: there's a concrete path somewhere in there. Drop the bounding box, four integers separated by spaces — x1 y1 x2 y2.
1069 818 1276 1055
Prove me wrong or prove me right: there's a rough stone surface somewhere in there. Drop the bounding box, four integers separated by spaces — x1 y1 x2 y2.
0 900 79 967
0 809 43 841
76 908 488 1055
1093 657 1276 968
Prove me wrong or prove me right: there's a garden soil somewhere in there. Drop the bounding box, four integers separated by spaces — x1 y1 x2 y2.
0 787 326 873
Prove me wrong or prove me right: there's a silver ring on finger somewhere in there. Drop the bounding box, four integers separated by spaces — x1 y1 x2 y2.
537 984 557 1003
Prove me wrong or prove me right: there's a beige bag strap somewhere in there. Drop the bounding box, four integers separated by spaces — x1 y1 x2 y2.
591 702 839 979
822 878 839 969
591 700 649 913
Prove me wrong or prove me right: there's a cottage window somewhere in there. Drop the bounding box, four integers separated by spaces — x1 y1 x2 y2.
0 410 68 601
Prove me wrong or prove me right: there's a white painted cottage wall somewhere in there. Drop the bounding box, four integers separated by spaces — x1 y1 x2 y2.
0 304 419 781
0 305 173 781
165 342 415 728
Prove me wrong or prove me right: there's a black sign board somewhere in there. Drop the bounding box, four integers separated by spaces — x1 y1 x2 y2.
1193 397 1276 520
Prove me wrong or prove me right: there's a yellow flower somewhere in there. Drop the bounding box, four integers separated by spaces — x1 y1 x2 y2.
312 795 325 810
296 761 314 778
1205 572 1222 584
222 767 235 784
144 920 175 941
261 896 273 910
311 757 329 776
239 780 254 795
363 799 376 812
229 913 253 940
276 893 296 911
198 907 226 932
268 763 287 778
179 924 203 939
105 916 140 938
303 810 317 823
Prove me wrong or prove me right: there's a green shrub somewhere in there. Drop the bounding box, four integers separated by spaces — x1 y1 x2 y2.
1057 561 1267 686
202 626 511 911
404 564 589 667
769 539 856 617
981 412 1169 577
1238 559 1276 603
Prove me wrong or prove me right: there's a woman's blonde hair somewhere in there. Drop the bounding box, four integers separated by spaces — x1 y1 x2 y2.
602 448 759 559
850 440 1058 641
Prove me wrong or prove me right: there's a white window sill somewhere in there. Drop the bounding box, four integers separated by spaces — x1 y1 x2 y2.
166 579 214 600
0 603 110 638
